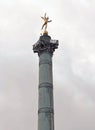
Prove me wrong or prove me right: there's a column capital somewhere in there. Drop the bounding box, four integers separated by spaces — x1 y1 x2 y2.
33 34 59 55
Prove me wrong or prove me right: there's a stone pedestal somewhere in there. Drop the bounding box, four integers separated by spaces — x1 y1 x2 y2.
33 34 58 130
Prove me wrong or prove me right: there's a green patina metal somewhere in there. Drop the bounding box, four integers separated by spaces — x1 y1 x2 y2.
33 34 59 130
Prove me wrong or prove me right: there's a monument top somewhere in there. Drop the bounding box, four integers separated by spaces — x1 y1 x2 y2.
41 13 52 35
33 14 59 55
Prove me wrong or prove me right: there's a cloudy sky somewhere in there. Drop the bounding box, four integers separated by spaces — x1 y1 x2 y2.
0 0 95 130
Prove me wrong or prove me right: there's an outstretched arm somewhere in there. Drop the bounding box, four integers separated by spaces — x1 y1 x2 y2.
44 13 46 17
48 20 52 22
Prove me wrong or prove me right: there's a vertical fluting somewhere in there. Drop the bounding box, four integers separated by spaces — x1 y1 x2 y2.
38 52 54 130
33 34 58 130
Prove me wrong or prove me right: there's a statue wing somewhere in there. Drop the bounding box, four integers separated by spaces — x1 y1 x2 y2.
41 17 44 19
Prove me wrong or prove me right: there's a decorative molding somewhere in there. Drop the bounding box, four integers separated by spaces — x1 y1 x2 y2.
39 60 52 66
39 82 53 89
38 107 54 114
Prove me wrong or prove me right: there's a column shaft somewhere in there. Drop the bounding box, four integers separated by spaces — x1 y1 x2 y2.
38 52 54 130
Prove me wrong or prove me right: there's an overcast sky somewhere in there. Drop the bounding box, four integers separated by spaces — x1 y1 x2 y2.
0 0 95 130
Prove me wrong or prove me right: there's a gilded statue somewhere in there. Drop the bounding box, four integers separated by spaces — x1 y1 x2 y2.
41 13 52 34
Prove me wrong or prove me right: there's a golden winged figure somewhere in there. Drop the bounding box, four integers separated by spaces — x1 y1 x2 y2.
41 13 52 33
